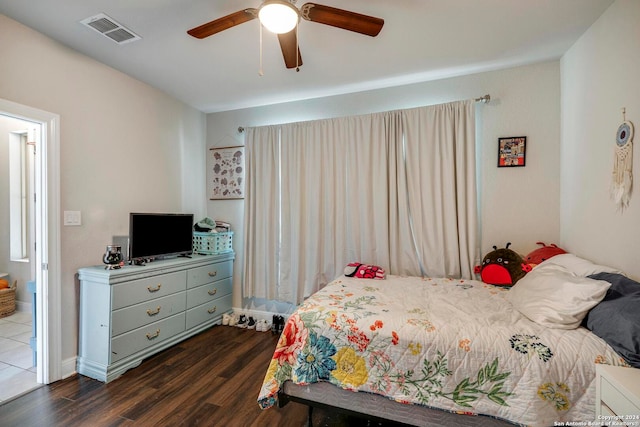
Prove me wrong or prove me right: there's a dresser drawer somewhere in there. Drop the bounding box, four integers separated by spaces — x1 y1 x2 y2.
112 271 186 310
187 261 233 289
186 293 232 329
601 376 639 420
186 277 232 309
112 292 186 336
110 313 185 363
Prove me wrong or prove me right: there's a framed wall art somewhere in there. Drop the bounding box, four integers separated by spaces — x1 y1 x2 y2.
498 136 526 167
209 145 245 199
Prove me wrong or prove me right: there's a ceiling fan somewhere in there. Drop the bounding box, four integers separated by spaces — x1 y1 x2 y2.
187 0 384 70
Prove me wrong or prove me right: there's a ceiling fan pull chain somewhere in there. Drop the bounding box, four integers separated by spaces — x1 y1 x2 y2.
295 22 300 72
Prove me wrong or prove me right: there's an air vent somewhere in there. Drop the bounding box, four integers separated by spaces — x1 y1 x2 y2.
80 13 141 45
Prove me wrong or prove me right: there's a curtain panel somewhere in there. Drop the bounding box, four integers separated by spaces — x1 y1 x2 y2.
243 100 478 304
242 126 281 301
400 101 478 279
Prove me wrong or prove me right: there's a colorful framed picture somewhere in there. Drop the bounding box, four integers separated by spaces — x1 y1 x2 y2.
209 145 245 199
498 137 526 167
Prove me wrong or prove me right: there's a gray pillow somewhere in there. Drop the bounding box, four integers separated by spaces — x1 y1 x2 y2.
585 272 640 368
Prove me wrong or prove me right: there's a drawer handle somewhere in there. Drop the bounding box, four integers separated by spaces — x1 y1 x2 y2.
208 288 217 296
207 306 217 314
146 329 160 340
147 306 161 316
147 284 162 293
208 271 217 277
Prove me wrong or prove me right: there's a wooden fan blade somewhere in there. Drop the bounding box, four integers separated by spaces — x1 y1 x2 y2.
187 8 257 39
278 30 303 69
300 3 383 37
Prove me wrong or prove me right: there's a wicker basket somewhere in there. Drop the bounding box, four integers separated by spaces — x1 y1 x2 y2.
0 281 17 319
193 231 234 255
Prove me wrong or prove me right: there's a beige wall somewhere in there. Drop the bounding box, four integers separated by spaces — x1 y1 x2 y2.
206 60 562 312
560 0 640 278
0 14 207 368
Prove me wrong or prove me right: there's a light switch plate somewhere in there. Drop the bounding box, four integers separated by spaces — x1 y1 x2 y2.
64 210 82 226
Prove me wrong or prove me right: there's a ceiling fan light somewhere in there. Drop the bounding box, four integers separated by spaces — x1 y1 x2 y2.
258 0 299 34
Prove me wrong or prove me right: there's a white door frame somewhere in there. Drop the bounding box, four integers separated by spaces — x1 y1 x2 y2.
0 98 61 384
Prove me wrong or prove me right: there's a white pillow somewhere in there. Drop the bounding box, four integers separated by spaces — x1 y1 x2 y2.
506 263 611 329
536 253 622 277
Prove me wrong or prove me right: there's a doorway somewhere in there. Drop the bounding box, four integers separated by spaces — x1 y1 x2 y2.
0 98 61 401
0 117 39 401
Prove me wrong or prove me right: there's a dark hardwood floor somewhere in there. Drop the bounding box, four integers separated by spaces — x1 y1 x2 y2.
0 324 410 426
0 325 311 426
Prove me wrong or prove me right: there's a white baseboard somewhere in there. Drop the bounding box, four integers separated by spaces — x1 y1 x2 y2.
61 356 77 380
16 300 32 313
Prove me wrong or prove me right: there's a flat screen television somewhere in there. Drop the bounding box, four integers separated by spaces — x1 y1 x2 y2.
129 213 194 263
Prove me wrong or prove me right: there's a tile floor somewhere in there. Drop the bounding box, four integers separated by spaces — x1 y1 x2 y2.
0 310 40 404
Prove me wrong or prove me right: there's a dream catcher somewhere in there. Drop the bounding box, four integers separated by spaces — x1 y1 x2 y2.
611 109 634 211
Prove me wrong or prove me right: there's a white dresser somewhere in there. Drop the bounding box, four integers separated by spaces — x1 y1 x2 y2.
77 253 234 382
595 364 640 426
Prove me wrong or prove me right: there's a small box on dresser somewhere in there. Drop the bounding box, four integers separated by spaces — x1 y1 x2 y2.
77 253 234 383
595 364 640 426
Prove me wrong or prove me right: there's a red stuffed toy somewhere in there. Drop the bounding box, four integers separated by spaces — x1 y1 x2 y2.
474 243 530 286
524 242 567 267
344 262 386 279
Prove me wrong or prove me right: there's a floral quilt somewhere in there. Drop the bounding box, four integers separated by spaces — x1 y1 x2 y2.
257 275 627 426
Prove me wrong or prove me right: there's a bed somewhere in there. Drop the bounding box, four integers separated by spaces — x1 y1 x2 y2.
257 254 639 426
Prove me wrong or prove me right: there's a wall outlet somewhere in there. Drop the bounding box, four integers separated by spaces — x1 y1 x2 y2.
64 210 82 226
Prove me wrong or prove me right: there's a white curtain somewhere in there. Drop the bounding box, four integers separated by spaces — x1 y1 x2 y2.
398 101 478 278
278 115 391 303
243 100 478 304
242 126 280 301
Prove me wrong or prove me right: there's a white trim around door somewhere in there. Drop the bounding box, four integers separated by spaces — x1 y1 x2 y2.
0 97 62 384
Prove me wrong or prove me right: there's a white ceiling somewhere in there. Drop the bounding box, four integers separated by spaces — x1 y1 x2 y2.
0 0 614 113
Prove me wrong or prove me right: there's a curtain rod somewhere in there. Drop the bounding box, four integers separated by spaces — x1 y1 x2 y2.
237 94 491 133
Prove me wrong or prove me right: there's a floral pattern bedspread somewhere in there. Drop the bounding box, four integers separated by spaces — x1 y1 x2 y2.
257 275 627 426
